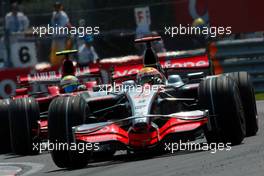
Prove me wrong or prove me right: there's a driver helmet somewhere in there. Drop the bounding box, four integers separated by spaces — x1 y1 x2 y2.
192 17 205 27
136 67 165 85
60 75 79 93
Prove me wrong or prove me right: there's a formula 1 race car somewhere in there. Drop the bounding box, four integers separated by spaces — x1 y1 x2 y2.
0 50 102 155
48 36 258 169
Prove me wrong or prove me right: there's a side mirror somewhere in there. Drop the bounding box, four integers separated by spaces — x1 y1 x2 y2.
122 80 136 86
167 75 184 87
48 86 60 95
187 72 204 80
85 81 97 91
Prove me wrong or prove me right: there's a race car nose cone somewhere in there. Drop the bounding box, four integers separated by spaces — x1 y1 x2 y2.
133 121 148 129
132 117 150 131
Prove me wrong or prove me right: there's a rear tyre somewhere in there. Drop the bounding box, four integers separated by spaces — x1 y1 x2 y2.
198 75 246 145
9 97 40 155
227 72 258 136
0 99 11 153
48 96 90 169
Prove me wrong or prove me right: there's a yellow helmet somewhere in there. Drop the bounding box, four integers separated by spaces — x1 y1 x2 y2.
60 75 79 93
192 18 205 27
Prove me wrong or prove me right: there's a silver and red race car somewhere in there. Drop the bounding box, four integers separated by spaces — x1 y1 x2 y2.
47 36 258 169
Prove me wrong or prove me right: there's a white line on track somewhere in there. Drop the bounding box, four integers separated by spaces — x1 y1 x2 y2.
0 162 44 176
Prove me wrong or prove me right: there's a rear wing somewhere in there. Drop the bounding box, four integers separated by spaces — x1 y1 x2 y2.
160 49 211 77
160 49 209 70
101 49 210 80
17 66 101 86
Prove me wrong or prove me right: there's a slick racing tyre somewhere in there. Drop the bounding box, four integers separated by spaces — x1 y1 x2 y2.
198 75 246 145
227 72 258 136
9 97 40 155
48 96 90 169
0 99 11 153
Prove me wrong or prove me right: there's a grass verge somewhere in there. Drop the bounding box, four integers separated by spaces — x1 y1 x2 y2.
256 93 264 101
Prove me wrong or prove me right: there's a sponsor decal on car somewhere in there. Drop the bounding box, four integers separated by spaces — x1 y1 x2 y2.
113 55 209 78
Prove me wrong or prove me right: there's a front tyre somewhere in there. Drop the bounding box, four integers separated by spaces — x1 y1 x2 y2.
227 72 258 136
198 75 246 145
48 96 90 169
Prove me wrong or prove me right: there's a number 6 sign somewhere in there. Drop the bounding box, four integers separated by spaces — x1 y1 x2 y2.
11 42 37 68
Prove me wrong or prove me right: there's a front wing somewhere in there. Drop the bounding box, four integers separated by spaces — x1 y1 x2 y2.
73 110 208 149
